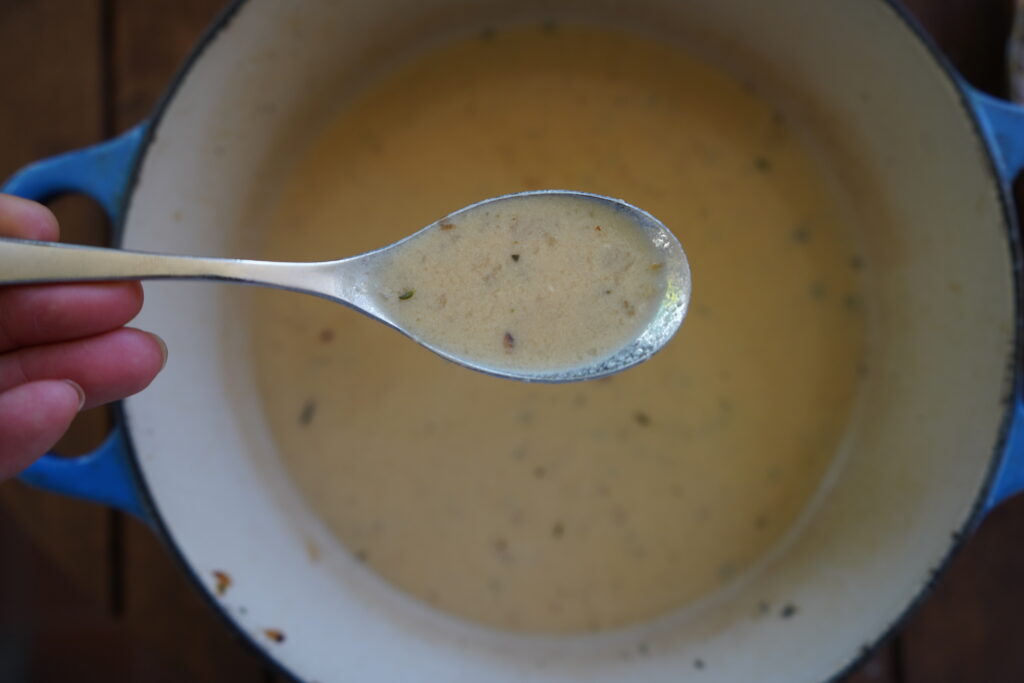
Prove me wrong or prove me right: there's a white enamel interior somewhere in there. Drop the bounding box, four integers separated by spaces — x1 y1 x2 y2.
122 1 1016 681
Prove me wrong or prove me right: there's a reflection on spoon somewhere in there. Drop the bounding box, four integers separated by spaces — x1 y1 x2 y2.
0 190 691 382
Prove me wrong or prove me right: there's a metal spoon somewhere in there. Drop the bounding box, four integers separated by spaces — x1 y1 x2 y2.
0 190 690 382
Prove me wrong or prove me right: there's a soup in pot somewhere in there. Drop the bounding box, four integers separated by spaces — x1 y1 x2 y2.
252 23 866 633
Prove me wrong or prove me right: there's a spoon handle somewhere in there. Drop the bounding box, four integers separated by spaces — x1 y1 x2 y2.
0 237 334 295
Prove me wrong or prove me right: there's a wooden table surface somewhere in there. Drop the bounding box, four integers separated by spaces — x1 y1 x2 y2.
0 1 1021 681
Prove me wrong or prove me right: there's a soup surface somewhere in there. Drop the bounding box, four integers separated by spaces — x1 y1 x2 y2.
252 24 866 633
371 192 671 373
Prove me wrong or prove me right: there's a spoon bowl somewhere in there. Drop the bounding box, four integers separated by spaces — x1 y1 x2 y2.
0 190 690 382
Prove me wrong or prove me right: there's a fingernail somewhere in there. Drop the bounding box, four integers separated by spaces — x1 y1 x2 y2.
150 333 169 371
63 380 86 410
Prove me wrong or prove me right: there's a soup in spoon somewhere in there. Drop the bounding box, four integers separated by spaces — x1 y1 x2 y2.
372 191 685 375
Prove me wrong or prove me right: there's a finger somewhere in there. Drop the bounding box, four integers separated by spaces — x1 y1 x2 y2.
0 379 84 481
0 281 144 353
0 194 143 352
0 194 59 241
0 328 167 410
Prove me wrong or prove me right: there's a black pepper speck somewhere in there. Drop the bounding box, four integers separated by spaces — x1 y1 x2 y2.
299 400 316 426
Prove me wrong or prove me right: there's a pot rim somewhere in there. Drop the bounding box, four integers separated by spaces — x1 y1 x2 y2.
111 1 302 678
825 2 1024 679
112 2 1024 681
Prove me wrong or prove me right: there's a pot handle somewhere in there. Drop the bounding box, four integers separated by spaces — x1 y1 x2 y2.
964 85 1024 181
966 86 1024 509
2 124 149 519
987 401 1024 509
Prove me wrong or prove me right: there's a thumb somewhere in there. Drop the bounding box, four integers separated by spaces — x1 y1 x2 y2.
0 379 84 481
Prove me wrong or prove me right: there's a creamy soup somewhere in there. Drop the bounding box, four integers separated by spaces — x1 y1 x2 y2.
252 24 866 633
371 192 671 373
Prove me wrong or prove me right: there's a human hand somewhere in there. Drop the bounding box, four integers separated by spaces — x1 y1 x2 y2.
0 194 166 481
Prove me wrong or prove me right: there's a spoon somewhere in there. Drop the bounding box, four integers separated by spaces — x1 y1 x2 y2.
0 190 690 382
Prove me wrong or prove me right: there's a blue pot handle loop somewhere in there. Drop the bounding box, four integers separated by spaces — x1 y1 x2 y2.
17 428 144 517
4 124 147 228
988 401 1024 509
2 124 149 519
967 84 1024 509
966 86 1024 182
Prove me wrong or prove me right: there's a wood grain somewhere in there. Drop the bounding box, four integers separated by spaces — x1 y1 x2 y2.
901 0 1013 95
2 1 1023 682
0 4 124 679
842 645 898 683
0 0 112 618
